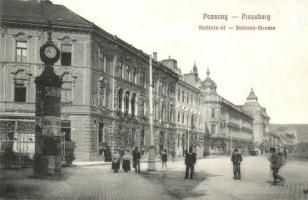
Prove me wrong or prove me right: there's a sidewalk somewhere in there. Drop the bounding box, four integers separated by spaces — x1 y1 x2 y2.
73 157 186 166
1 157 307 200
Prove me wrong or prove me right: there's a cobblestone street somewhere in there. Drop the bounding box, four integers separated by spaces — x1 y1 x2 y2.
1 156 308 200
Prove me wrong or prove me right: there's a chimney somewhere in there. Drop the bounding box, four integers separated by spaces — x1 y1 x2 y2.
153 52 157 61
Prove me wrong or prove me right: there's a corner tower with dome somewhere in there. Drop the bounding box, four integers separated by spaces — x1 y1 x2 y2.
198 68 254 155
174 63 258 156
243 88 270 152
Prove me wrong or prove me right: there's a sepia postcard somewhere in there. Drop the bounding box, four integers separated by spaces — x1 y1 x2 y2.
0 0 307 199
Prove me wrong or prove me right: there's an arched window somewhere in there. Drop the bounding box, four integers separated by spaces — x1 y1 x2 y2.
117 89 123 111
131 93 136 115
161 103 164 122
124 91 130 113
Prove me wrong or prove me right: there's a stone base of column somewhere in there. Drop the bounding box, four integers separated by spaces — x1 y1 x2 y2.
30 155 62 180
147 145 156 171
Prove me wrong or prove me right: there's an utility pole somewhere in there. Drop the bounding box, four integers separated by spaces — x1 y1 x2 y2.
147 55 156 171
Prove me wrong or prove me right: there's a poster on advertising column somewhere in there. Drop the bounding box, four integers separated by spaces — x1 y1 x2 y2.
41 116 61 136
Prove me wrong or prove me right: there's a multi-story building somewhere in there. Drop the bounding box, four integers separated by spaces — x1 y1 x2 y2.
0 0 271 162
243 89 270 150
0 0 178 161
176 62 255 155
198 69 254 155
167 61 206 158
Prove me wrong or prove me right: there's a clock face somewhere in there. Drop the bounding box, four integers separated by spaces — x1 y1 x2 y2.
44 46 57 59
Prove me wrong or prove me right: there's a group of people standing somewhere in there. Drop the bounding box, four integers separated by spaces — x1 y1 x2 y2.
111 146 198 180
112 146 287 186
231 147 287 185
111 147 141 173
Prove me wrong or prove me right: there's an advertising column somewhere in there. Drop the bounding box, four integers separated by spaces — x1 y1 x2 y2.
33 30 63 177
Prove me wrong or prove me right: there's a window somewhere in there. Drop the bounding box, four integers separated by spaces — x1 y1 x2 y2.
211 124 216 135
117 62 123 78
140 72 145 88
125 65 130 81
14 83 26 102
140 101 145 116
131 128 136 145
61 44 72 66
124 91 130 113
16 41 27 63
98 123 104 143
177 89 180 100
131 93 136 115
61 81 72 103
211 108 216 118
140 129 145 146
187 93 189 104
182 113 184 124
117 89 123 111
61 120 71 141
187 115 189 126
161 105 164 122
178 112 180 122
182 91 184 102
99 50 106 72
133 68 137 84
191 115 195 129
153 77 156 91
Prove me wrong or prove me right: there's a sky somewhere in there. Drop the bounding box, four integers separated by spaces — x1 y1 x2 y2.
52 0 308 124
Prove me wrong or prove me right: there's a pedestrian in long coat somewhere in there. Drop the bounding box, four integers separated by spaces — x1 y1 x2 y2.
122 149 132 172
111 150 120 173
161 148 168 169
185 147 196 179
132 146 141 173
231 148 242 180
268 147 285 185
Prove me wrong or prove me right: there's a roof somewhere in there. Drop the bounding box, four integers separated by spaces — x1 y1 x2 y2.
270 124 308 142
0 0 93 29
0 0 179 79
219 95 253 120
247 88 258 101
200 69 217 90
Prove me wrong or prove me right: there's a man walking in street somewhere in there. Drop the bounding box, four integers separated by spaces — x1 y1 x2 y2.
185 147 196 179
161 148 168 169
111 150 120 173
268 147 285 185
132 146 141 173
231 148 242 180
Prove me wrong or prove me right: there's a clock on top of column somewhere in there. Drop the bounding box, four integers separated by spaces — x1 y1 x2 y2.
40 31 60 65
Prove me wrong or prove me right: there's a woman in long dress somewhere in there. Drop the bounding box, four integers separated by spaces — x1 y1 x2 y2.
122 149 132 172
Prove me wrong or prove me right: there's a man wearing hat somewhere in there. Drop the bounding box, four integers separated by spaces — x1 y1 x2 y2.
231 148 243 180
268 147 285 185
